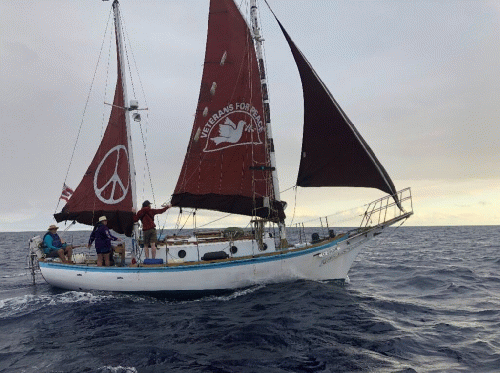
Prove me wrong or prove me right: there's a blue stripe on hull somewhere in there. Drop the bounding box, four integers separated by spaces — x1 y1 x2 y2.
39 235 349 274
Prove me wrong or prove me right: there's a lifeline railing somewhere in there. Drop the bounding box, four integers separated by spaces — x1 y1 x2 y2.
291 188 413 245
359 187 413 228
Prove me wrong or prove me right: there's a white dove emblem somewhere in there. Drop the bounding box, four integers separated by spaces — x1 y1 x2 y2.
211 117 246 145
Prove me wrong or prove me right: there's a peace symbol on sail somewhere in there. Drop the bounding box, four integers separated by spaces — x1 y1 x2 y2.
93 145 130 204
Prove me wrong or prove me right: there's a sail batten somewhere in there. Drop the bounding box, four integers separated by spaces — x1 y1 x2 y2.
171 0 284 221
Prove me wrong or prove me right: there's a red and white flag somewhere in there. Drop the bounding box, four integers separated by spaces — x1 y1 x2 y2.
60 183 74 202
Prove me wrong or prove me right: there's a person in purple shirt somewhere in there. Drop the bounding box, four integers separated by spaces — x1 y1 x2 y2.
88 216 122 266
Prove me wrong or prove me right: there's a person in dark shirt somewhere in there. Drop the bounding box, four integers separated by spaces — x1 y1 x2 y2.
88 216 122 266
134 200 171 259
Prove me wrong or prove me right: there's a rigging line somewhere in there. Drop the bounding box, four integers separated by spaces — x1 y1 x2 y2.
54 7 113 215
174 208 182 231
101 26 113 139
119 11 137 100
137 122 157 209
196 212 234 229
120 9 158 224
296 203 370 226
92 22 114 230
120 9 158 223
280 185 296 194
287 186 299 227
122 24 152 207
176 210 194 234
374 216 408 247
123 22 149 111
158 204 173 240
123 21 157 222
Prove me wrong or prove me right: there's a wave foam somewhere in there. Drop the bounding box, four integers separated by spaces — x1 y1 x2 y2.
98 366 138 373
0 291 116 318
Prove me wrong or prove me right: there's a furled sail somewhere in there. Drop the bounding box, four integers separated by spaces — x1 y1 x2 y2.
54 19 134 236
171 0 284 220
273 16 399 200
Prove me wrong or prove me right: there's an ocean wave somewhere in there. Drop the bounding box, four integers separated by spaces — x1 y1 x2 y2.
1 272 28 278
199 284 266 303
2 227 500 372
0 291 116 318
98 366 138 373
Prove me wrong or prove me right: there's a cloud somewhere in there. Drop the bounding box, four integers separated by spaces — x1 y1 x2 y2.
1 1 500 231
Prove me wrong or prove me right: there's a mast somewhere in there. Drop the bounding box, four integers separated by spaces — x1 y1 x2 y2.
113 0 139 241
249 0 287 244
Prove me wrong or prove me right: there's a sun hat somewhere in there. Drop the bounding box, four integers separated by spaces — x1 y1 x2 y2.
48 224 59 230
98 216 107 222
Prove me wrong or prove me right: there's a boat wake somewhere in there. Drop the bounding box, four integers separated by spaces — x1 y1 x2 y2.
1 272 28 279
0 291 115 318
204 284 267 302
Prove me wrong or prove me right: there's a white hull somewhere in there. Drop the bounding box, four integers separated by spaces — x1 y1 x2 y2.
37 215 410 293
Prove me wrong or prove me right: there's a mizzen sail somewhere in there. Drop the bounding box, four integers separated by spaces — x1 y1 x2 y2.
54 14 134 236
273 17 398 199
171 0 284 220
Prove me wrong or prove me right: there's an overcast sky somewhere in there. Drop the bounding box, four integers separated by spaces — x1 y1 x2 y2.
1 0 500 233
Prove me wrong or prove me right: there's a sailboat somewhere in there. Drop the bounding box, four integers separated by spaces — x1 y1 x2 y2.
29 0 413 293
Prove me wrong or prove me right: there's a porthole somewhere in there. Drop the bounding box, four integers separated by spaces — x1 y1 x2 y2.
230 246 238 254
178 250 186 258
262 243 268 251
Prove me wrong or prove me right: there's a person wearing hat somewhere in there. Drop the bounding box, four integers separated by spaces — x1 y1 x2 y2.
134 200 171 259
88 216 123 266
43 224 73 263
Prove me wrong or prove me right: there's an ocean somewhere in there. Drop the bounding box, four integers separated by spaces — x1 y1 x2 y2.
0 226 499 373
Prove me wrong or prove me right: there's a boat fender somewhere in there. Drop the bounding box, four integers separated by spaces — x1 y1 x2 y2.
143 258 164 265
230 246 238 254
29 236 45 259
201 251 229 261
311 233 320 243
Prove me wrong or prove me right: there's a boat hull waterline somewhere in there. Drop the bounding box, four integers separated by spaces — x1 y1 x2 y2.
38 214 410 292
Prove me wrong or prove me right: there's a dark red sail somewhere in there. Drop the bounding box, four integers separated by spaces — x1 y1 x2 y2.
274 17 399 200
54 17 134 236
171 0 282 220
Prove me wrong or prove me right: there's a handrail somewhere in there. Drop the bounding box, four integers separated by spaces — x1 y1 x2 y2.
360 188 413 228
291 187 413 244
